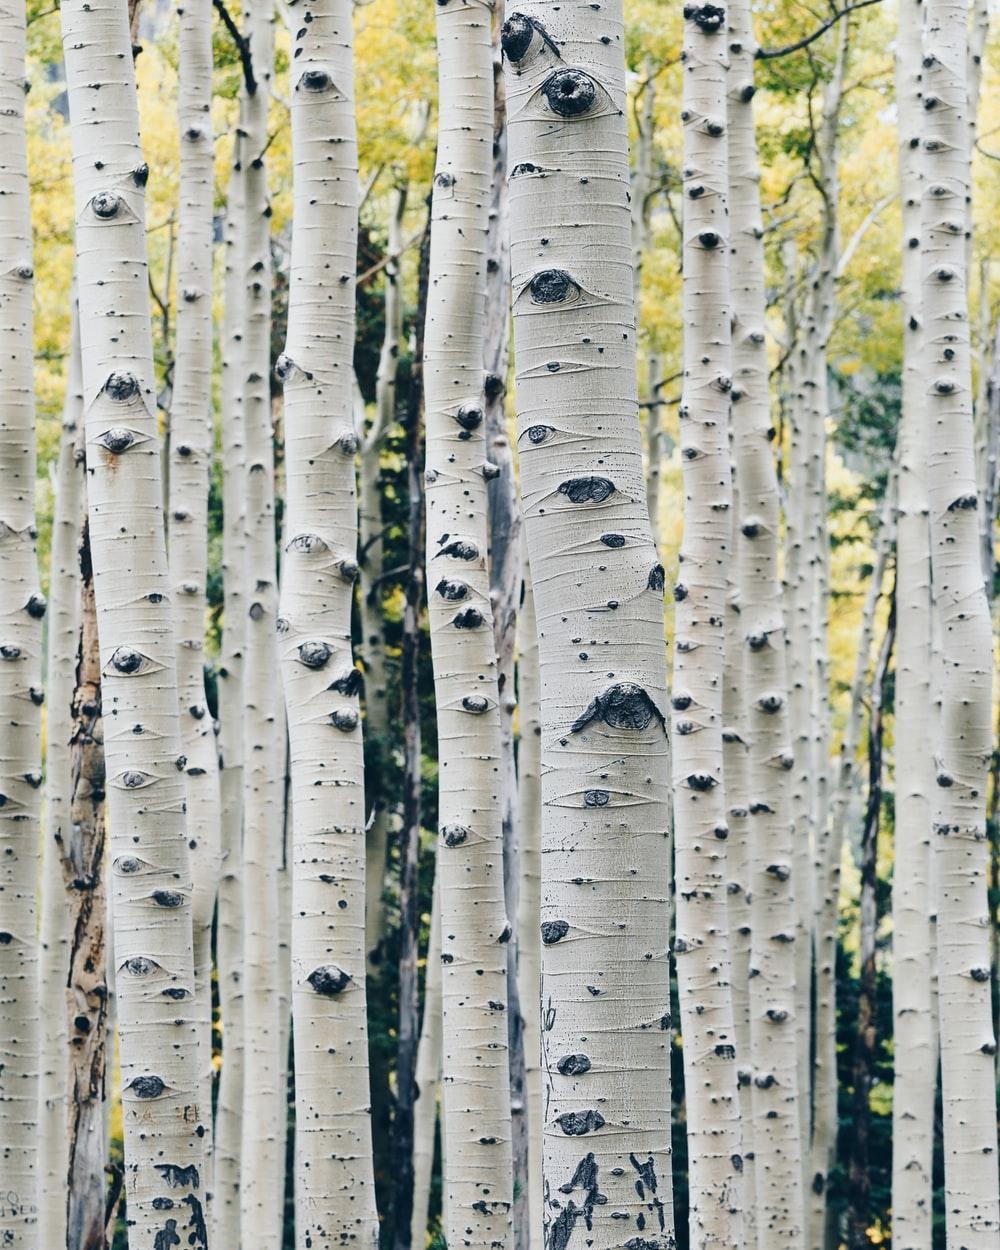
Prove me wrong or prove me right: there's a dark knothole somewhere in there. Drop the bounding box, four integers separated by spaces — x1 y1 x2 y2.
685 772 717 791
600 532 626 548
542 69 598 118
124 956 156 976
128 1075 166 1099
529 269 577 304
298 640 332 668
132 163 149 186
455 404 483 430
300 68 331 91
92 191 123 219
526 424 553 444
541 919 570 944
307 965 352 996
462 694 489 714
110 646 144 674
330 708 359 732
436 578 469 601
648 564 665 593
453 607 484 630
556 1053 592 1076
501 12 534 62
152 890 185 908
556 1109 605 1136
572 682 667 734
558 476 615 504
584 789 610 807
100 428 136 455
441 824 469 847
25 593 46 619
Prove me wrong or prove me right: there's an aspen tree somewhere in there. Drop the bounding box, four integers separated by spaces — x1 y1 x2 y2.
60 0 207 1237
411 880 442 1249
276 0 379 1239
502 4 675 1247
170 0 220 1193
515 555 543 1250
214 144 248 1248
66 520 110 1250
0 3 41 1236
729 6 804 1240
36 304 83 1250
921 0 1000 1239
672 4 743 1243
425 0 513 1243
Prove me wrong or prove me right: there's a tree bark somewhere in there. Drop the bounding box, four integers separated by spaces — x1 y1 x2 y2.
922 0 1000 1239
411 876 443 1249
276 0 379 1239
0 2 42 1240
425 1 514 1244
503 6 675 1247
672 4 743 1244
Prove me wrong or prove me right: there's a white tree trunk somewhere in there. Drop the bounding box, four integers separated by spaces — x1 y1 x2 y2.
238 0 285 1235
60 0 207 1238
426 1 514 1244
170 0 220 1210
411 877 442 1250
503 5 675 1247
0 6 42 1238
672 5 743 1243
277 0 379 1239
921 0 1000 1241
37 301 84 1249
214 141 248 1249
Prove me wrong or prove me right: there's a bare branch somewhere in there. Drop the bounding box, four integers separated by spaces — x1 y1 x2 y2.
213 0 256 95
757 0 881 60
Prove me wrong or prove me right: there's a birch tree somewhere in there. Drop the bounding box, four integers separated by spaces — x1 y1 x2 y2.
60 0 207 1237
425 0 513 1242
921 0 1000 1240
277 0 379 1239
503 5 675 1247
672 3 743 1242
169 0 220 1193
0 3 41 1236
36 303 83 1250
411 879 442 1249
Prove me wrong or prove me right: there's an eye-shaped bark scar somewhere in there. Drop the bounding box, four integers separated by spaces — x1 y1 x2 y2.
501 12 562 65
558 476 615 504
127 1074 167 1099
121 955 162 976
106 645 159 677
556 1109 605 1136
436 537 480 561
298 640 332 669
286 532 331 555
307 965 352 996
296 66 343 97
571 682 667 735
528 269 579 304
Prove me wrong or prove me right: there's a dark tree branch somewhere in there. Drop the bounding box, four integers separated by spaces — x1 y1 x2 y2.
756 0 881 59
213 0 256 95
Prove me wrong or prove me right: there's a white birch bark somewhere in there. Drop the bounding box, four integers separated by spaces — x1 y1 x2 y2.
515 549 543 1250
0 5 41 1237
890 3 935 1231
36 302 83 1250
170 0 220 1207
60 0 207 1238
672 5 743 1243
503 6 675 1247
411 878 443 1250
276 0 379 1239
426 1 513 1243
214 140 248 1249
921 0 1000 1240
239 0 285 1235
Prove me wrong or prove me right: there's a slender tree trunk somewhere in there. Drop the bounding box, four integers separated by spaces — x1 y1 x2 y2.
363 185 406 970
276 1 378 1239
845 606 894 1250
170 0 220 1213
60 0 208 1238
515 548 542 1250
214 141 248 1249
672 5 743 1244
0 3 41 1240
503 6 675 1247
238 0 285 1237
425 1 513 1243
922 0 1000 1240
890 1 936 1236
66 521 109 1250
37 301 84 1249
411 877 442 1250
978 310 1000 589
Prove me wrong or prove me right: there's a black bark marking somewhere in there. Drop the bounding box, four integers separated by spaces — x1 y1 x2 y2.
183 1194 208 1248
542 68 598 117
756 692 783 714
110 646 144 674
556 1109 605 1136
308 965 352 995
132 162 149 187
648 564 665 593
455 404 483 430
541 919 569 944
329 667 363 696
152 890 184 908
105 371 141 402
154 1163 200 1189
529 269 577 304
25 593 46 619
288 532 330 554
583 790 610 807
441 824 469 847
948 493 978 511
501 11 561 62
153 1221 181 1250
684 772 717 791
556 1053 591 1076
100 427 136 454
527 423 554 444
436 578 470 601
92 191 123 219
559 1153 606 1230
0 645 20 660
453 607 484 629
116 856 142 873
462 694 489 713
629 1152 658 1202
437 538 479 561
546 1201 580 1250
123 957 157 976
558 476 615 504
161 987 189 1001
298 640 332 669
301 67 331 90
571 682 667 734
129 1075 166 1099
330 708 359 732
600 532 625 548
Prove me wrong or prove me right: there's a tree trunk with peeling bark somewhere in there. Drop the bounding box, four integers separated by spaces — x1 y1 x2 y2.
503 5 675 1248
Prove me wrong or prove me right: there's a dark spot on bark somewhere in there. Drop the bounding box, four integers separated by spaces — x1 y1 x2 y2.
110 646 144 674
162 987 189 1000
132 162 149 186
307 965 352 995
715 1043 736 1058
482 460 501 480
129 1075 166 1099
546 1201 581 1250
453 607 484 629
248 602 264 621
487 1000 506 1011
441 952 454 964
527 424 554 445
152 890 184 908
92 191 123 219
107 370 141 403
685 772 717 791
673 583 688 602
648 565 665 593
29 687 43 705
584 789 610 806
25 593 46 619
541 919 569 944
625 1240 663 1250
301 67 330 90
948 494 977 511
970 966 990 981
698 230 721 249
330 708 359 732
438 538 479 561
100 427 136 454
455 404 483 430
558 476 615 504
0 932 11 944
122 771 148 788
0 645 21 660
542 69 597 117
154 1163 200 1189
116 856 142 873
436 579 469 601
298 640 332 668
756 693 783 713
812 1172 826 1195
441 824 469 847
330 668 363 696
124 956 156 975
152 1198 174 1210
339 431 360 456
501 12 534 61
557 1109 605 1135
498 923 512 943
529 269 577 303
462 694 489 713
571 682 667 734
24 770 42 789
600 532 626 548
557 1053 591 1075
153 1220 180 1250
